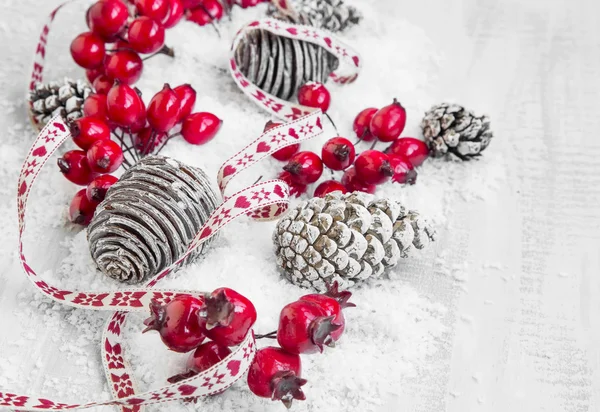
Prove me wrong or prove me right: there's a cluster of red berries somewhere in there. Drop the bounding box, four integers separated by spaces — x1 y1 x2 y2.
269 82 431 198
60 80 222 226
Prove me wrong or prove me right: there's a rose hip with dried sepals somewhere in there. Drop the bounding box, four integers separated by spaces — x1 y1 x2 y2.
69 189 99 225
388 154 417 184
386 137 430 167
354 150 393 185
106 82 146 127
86 174 119 203
58 150 99 186
70 116 111 150
321 137 355 170
313 180 347 198
283 151 323 185
167 341 232 384
87 140 124 173
341 167 376 194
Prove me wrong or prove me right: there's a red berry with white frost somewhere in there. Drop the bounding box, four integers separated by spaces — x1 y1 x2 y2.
163 0 185 28
104 50 144 85
341 167 376 194
173 84 196 121
136 0 169 22
277 300 341 354
353 107 378 141
87 140 124 173
106 82 146 127
70 116 110 150
369 99 407 142
147 84 181 132
143 295 207 353
321 137 355 170
297 82 330 112
354 150 393 185
128 17 165 54
86 174 119 203
388 154 417 185
69 189 98 225
181 112 222 145
283 151 323 185
313 180 347 198
70 32 105 69
87 0 129 40
202 288 257 347
386 137 430 167
58 150 99 186
167 341 231 384
247 347 306 408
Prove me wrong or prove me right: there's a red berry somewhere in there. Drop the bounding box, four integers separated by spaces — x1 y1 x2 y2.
277 300 341 354
130 111 148 133
182 0 202 7
70 32 106 69
239 0 260 7
354 150 393 185
313 180 347 198
86 67 105 84
278 171 307 198
272 144 300 161
88 0 129 40
173 84 196 121
104 50 143 85
247 347 306 408
282 151 323 185
69 189 99 225
297 82 330 112
143 295 207 353
341 167 376 194
134 126 167 154
202 288 257 347
86 174 119 203
93 75 113 94
181 112 222 145
168 341 231 384
263 120 281 132
370 99 406 142
147 84 181 132
128 17 165 54
87 139 124 173
163 0 185 28
298 294 345 341
58 150 99 186
106 82 146 126
386 137 429 167
186 0 223 25
70 116 111 150
321 137 355 170
136 0 169 21
388 154 417 185
83 93 109 120
353 107 377 142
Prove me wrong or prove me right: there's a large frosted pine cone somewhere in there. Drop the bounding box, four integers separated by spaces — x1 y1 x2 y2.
421 103 493 160
234 29 339 101
28 79 92 131
273 191 436 291
87 156 221 284
269 0 361 33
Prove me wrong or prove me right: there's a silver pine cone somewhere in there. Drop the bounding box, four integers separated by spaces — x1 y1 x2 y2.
421 103 493 160
268 0 361 32
87 156 221 284
29 78 92 131
234 29 339 101
273 191 436 291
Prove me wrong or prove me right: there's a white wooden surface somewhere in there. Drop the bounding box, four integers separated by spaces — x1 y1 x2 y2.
1 0 599 410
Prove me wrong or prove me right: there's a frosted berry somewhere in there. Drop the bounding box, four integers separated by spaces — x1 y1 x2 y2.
173 84 196 121
136 0 169 21
386 137 429 167
143 295 207 353
163 0 185 28
282 151 323 185
69 189 99 225
104 50 143 85
370 99 406 142
186 0 224 25
70 116 111 150
354 150 393 185
87 0 129 40
321 137 355 170
277 300 341 354
147 84 181 132
58 150 98 186
70 32 106 69
87 139 124 173
167 341 232 383
388 154 417 184
181 112 222 145
128 17 165 54
86 67 104 84
86 174 119 202
202 288 257 347
93 75 113 94
247 347 306 408
134 126 166 154
353 107 377 142
297 82 330 112
83 93 108 121
106 82 146 127
341 167 376 194
313 180 347 198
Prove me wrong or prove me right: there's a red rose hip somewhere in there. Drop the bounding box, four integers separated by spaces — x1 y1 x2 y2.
387 137 430 167
147 84 181 132
297 82 330 112
106 82 146 127
181 112 222 145
86 174 119 203
202 287 257 347
370 98 407 142
353 107 378 142
354 150 393 185
87 0 129 40
388 154 417 184
163 0 185 28
173 84 196 121
167 341 232 383
282 151 323 185
104 50 144 85
128 16 165 54
70 116 111 150
83 93 108 121
313 180 347 198
69 189 99 225
136 0 169 21
87 140 124 173
58 150 99 186
321 137 355 170
70 32 106 69
341 167 376 194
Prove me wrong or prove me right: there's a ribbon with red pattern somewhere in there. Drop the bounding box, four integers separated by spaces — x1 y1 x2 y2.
229 18 361 120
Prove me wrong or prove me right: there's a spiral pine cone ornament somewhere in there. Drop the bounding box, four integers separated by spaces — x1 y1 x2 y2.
28 79 92 131
273 191 436 291
87 156 221 283
233 28 339 101
268 0 361 32
421 103 493 160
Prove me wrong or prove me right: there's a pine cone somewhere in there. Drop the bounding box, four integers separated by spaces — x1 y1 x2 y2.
268 0 361 32
273 191 436 291
87 156 221 284
421 103 493 160
234 29 339 101
29 79 92 131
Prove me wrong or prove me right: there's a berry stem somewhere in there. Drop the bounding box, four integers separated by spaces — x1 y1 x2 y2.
252 175 263 185
324 113 338 134
155 132 181 155
255 330 277 339
142 45 175 61
370 140 378 150
355 128 368 145
141 130 157 156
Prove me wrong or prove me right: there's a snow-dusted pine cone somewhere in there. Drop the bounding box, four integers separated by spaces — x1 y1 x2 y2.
234 29 339 101
87 156 221 284
28 79 92 131
269 0 361 32
273 191 436 291
420 103 493 160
